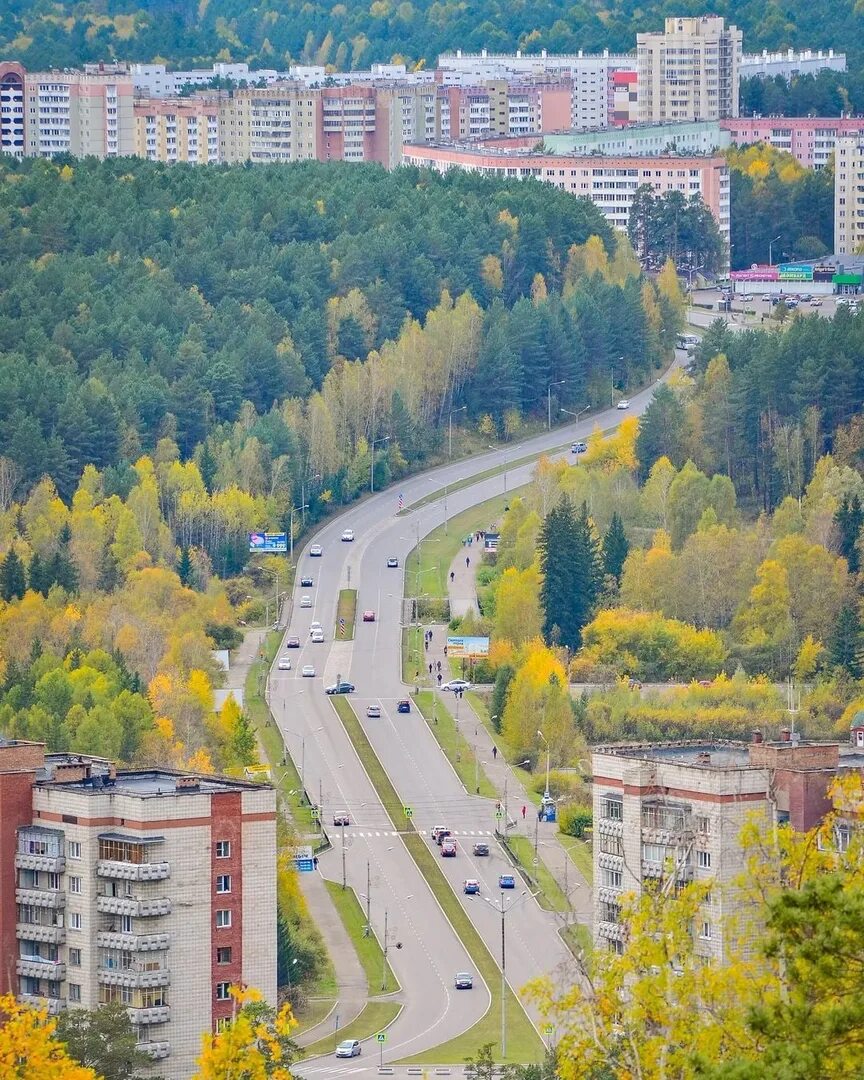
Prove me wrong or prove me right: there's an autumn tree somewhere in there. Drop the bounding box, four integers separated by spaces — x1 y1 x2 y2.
56 1002 152 1080
193 986 297 1080
0 993 98 1080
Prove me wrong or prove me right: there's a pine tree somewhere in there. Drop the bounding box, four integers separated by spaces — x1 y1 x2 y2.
0 546 27 601
27 552 48 596
603 511 630 585
177 545 193 587
538 496 601 650
829 604 863 677
835 495 863 574
97 544 120 593
197 441 218 494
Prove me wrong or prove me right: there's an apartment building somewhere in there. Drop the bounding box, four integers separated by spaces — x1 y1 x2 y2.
436 80 571 141
319 85 402 166
740 49 846 81
402 142 729 256
835 135 864 255
219 83 319 163
0 740 277 1080
592 733 855 960
723 116 864 170
637 16 743 123
610 69 639 126
134 96 221 164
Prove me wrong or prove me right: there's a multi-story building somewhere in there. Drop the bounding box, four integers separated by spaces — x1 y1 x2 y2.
592 733 857 960
740 49 846 81
0 740 276 1080
637 16 743 123
319 85 402 165
723 116 864 170
610 69 639 126
402 141 730 257
835 135 864 255
130 62 282 97
134 96 222 164
540 119 729 157
436 80 571 141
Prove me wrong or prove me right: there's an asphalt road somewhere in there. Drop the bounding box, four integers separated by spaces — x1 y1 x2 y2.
278 361 684 1076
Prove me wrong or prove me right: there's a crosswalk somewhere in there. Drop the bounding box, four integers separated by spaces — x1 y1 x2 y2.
340 829 494 838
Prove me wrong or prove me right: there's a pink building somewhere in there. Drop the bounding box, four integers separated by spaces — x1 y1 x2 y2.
610 70 638 127
722 116 864 169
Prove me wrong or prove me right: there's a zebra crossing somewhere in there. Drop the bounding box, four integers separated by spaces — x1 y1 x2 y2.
342 829 494 838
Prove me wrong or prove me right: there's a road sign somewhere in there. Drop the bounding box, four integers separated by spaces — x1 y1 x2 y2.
295 858 314 872
404 806 413 818
376 1033 386 1043
495 810 503 820
339 618 346 637
310 807 320 819
544 1024 554 1036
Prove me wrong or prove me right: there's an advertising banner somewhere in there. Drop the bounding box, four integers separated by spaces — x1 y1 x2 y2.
446 635 490 659
249 532 288 553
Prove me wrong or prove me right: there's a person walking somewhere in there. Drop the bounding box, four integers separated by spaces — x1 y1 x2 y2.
466 556 470 568
521 805 527 819
450 571 455 583
492 745 497 760
428 662 433 674
437 672 442 686
436 660 441 672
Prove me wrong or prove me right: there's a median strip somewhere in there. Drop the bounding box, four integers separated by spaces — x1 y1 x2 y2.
337 588 357 640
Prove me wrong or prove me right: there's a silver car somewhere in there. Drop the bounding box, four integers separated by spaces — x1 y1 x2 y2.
335 1039 361 1058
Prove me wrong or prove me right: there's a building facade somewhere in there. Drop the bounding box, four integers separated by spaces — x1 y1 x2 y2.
0 741 277 1080
723 116 864 170
835 135 864 255
133 96 221 164
740 49 846 81
637 16 743 123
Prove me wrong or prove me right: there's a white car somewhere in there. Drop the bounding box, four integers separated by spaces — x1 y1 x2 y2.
341 529 354 542
616 399 630 410
311 629 324 643
299 595 312 608
441 679 472 693
309 544 323 557
277 657 292 671
309 621 323 636
301 664 315 677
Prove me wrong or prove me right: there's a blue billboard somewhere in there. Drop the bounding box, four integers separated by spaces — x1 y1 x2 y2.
249 532 288 553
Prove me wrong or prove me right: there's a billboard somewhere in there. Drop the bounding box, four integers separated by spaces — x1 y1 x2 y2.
778 263 814 282
249 532 288 553
446 635 490 659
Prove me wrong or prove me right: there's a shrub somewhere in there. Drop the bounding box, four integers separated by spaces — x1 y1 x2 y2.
532 769 586 802
205 622 243 650
559 803 593 838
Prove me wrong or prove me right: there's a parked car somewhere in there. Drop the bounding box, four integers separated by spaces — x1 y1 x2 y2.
397 699 411 714
285 636 301 649
311 629 324 643
441 679 472 693
333 813 350 827
362 610 376 622
277 657 292 671
341 529 354 542
499 873 516 889
799 294 813 303
335 1039 361 1058
301 664 315 677
761 294 772 303
309 544 323 557
441 838 457 857
299 595 312 608
811 298 823 307
326 681 355 695
463 879 480 895
472 842 489 856
570 441 588 454
387 556 399 568
432 826 450 844
300 575 314 587
616 399 630 410
366 705 381 718
454 972 474 990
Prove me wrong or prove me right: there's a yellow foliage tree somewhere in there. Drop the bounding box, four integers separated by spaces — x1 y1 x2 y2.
192 986 296 1080
0 993 98 1080
492 564 542 647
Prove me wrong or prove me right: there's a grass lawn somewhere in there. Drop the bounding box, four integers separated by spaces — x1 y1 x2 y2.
293 995 337 1037
402 625 430 686
299 1000 402 1059
559 833 594 885
322 880 399 995
562 921 593 962
337 588 357 640
505 835 569 914
412 690 497 799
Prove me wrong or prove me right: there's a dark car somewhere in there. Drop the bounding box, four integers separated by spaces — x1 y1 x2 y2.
396 699 411 714
285 636 301 649
325 681 355 695
432 826 450 844
472 842 489 856
300 575 314 587
333 813 350 827
499 873 516 889
441 838 457 857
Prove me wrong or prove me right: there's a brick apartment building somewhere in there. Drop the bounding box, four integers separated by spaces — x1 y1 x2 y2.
592 731 861 961
722 116 864 170
0 739 277 1080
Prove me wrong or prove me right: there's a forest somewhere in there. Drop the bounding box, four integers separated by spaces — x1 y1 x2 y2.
741 68 864 118
0 0 861 73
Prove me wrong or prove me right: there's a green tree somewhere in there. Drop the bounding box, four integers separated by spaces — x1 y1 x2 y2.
55 1001 153 1080
828 604 863 678
490 664 515 732
635 384 688 480
0 546 27 601
465 1043 498 1080
27 551 48 596
538 496 601 650
177 545 193 587
602 512 629 586
835 494 864 574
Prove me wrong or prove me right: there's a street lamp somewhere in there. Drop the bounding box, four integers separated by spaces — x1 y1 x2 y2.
258 566 280 628
370 435 391 494
537 729 550 799
487 444 510 494
483 889 538 1057
769 235 782 267
289 504 308 567
448 406 467 459
443 478 464 533
687 263 704 291
560 404 591 424
547 380 566 431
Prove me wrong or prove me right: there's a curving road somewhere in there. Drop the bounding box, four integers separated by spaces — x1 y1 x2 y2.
281 361 685 1076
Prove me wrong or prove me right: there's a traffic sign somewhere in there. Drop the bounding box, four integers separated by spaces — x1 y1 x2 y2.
404 806 413 818
310 807 320 819
544 1024 554 1036
376 1033 386 1043
495 810 503 820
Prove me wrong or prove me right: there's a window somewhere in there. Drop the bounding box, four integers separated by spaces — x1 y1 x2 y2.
601 868 623 889
697 850 712 869
696 816 711 835
599 833 623 856
216 982 231 1000
700 920 712 940
216 875 231 894
70 913 82 930
68 983 81 1002
67 841 81 860
69 876 81 894
68 948 81 966
48 872 61 890
216 909 232 929
215 1017 231 1033
600 796 623 821
217 946 232 965
120 915 133 933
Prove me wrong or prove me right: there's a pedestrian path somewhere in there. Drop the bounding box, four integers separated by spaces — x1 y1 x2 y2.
447 542 480 618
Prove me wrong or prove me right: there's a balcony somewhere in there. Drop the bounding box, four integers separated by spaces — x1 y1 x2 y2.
16 888 66 909
128 1006 170 1025
98 966 170 989
96 931 169 952
16 923 65 945
96 895 172 917
16 957 66 980
15 852 66 874
18 993 66 1015
96 860 170 882
137 1041 171 1060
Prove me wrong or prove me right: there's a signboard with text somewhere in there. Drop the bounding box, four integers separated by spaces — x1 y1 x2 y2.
249 532 288 553
446 635 490 659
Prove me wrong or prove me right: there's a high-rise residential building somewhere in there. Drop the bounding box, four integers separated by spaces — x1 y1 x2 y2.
591 733 854 961
435 80 571 141
0 740 277 1080
637 16 743 123
134 96 222 164
219 83 319 163
835 135 864 255
25 67 135 157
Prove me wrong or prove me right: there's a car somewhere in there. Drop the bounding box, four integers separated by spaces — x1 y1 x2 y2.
397 699 411 714
837 296 852 306
300 575 314 587
311 629 324 643
441 838 457 857
799 294 813 303
463 878 480 895
441 679 472 693
277 657 292 671
616 399 630 410
341 529 354 542
335 1039 361 1058
387 557 399 568
309 544 323 557
326 681 355 695
811 298 823 307
472 842 489 856
366 705 381 718
499 873 516 889
362 610 376 622
785 298 799 309
431 826 450 844
309 621 323 636
299 595 312 608
570 441 588 454
285 635 300 648
333 812 350 827
455 972 474 990
762 294 772 303
301 664 316 677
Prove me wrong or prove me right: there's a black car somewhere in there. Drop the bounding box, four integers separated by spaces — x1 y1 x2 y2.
397 699 411 714
325 681 355 695
472 842 489 856
300 575 314 587
333 813 350 827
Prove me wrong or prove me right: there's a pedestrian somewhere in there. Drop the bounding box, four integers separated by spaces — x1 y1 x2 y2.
443 645 448 657
313 855 319 870
492 745 497 760
424 638 429 652
415 669 419 680
538 807 543 821
428 662 433 674
521 805 526 819
436 660 441 672
466 556 470 568
450 571 455 583
437 672 442 686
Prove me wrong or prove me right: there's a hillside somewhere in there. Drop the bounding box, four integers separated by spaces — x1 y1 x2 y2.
0 0 860 72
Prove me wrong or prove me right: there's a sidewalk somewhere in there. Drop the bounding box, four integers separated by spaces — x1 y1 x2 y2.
447 545 480 618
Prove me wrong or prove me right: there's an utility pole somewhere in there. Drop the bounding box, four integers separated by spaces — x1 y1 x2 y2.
366 861 371 932
381 909 389 991
341 826 346 890
500 896 506 1057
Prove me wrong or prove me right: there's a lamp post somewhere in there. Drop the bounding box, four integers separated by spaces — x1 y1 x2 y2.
560 404 591 425
488 444 509 494
547 380 566 431
448 406 467 459
259 566 280 628
537 728 550 799
289 504 308 568
443 478 464 534
769 235 782 267
687 263 704 291
483 888 538 1057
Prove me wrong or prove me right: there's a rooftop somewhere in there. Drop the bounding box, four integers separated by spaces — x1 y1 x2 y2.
596 741 752 768
38 761 267 796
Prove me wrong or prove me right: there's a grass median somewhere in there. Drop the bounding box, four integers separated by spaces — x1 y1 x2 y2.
323 880 399 995
328 694 543 1065
412 690 497 800
337 588 357 640
299 1000 402 1059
